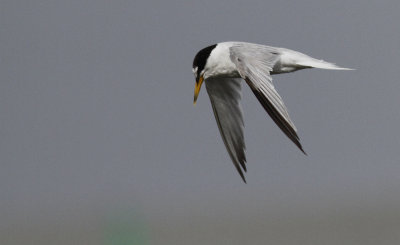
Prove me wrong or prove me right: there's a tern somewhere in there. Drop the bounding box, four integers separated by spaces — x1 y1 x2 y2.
192 42 352 182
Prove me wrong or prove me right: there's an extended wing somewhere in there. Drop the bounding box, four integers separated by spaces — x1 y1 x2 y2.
205 77 247 182
229 42 305 153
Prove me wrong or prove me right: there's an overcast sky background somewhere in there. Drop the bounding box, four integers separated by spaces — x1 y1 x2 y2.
2 0 400 244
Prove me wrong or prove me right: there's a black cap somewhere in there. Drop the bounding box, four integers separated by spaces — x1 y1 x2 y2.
192 44 217 79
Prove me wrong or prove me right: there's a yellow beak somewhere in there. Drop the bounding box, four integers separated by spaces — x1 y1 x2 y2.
193 76 204 105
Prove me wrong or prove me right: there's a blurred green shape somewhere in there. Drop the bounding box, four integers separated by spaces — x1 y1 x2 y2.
102 209 148 245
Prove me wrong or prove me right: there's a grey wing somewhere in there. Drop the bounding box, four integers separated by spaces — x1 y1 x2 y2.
205 77 247 182
229 43 305 154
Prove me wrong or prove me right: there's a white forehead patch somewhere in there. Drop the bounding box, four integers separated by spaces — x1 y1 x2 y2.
192 66 198 74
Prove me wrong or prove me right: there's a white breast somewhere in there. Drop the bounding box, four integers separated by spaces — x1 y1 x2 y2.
204 43 240 79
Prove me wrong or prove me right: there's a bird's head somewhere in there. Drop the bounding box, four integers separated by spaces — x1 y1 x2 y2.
192 44 217 104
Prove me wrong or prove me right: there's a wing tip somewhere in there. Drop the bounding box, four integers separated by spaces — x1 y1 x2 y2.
238 158 247 183
240 173 247 183
292 134 308 155
234 163 247 183
298 144 307 155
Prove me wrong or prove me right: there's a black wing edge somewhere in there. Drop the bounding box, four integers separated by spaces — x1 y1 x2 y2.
245 78 307 155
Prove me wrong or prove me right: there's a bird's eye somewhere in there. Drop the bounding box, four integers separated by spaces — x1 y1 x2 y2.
192 67 198 76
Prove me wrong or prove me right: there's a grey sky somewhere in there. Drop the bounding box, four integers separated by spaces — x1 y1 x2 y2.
2 0 400 244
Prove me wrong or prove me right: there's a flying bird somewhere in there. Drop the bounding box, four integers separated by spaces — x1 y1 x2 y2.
192 42 352 182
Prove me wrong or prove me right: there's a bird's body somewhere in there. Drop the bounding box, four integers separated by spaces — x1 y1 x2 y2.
192 42 352 182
